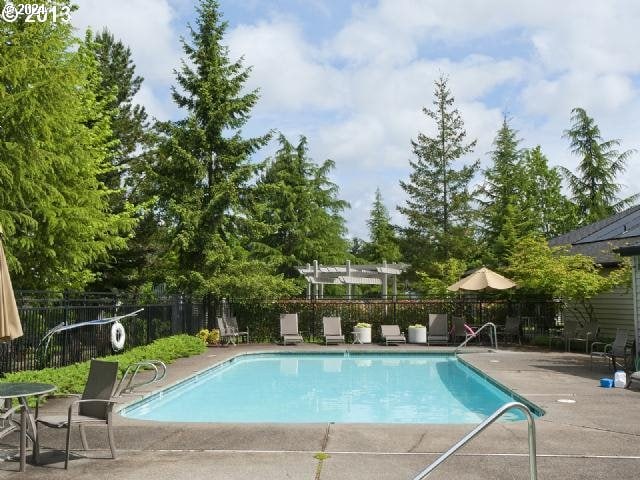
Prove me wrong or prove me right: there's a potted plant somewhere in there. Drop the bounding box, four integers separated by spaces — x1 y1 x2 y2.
353 322 372 344
408 324 427 344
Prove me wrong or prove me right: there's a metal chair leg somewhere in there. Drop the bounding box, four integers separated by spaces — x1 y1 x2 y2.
107 422 117 459
64 425 72 469
79 424 89 450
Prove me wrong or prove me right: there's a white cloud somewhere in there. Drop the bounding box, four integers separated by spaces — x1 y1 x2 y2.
72 0 640 239
227 20 347 112
74 0 182 84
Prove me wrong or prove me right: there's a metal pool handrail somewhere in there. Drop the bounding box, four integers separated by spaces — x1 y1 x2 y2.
411 401 537 480
115 360 167 396
454 322 498 352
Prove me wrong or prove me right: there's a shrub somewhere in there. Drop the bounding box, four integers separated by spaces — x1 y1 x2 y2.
196 329 209 343
355 322 371 328
2 335 206 397
206 329 220 344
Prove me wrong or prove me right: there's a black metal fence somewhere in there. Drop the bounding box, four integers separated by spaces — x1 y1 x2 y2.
229 296 564 343
1 292 208 374
1 291 564 374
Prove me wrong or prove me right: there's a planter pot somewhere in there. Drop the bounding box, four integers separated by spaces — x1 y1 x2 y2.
353 327 372 344
408 327 427 344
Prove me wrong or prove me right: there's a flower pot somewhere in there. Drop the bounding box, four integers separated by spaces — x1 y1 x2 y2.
408 327 427 344
353 326 372 344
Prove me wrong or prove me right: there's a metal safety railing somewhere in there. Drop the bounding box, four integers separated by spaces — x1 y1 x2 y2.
454 322 498 352
411 401 538 480
115 360 167 396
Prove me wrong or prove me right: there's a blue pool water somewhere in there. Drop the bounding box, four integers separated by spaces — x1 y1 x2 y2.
121 353 539 424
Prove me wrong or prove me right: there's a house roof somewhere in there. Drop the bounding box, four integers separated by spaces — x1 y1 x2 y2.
549 205 640 264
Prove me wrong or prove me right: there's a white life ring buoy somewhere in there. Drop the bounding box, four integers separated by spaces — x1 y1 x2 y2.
110 321 126 351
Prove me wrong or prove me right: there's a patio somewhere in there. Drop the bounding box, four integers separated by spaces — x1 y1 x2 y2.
2 344 639 479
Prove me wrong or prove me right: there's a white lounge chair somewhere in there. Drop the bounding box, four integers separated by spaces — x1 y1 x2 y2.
381 325 406 345
280 313 303 345
322 316 345 345
428 314 449 345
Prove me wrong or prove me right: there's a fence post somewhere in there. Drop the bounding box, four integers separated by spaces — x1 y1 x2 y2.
170 294 182 335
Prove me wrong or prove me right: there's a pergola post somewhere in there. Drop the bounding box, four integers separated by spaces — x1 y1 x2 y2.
346 259 351 300
314 260 319 300
382 259 388 299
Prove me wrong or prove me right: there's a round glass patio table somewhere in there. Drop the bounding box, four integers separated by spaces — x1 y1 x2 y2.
0 382 56 472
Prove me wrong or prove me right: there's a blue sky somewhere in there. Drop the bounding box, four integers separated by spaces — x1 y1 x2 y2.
74 0 640 239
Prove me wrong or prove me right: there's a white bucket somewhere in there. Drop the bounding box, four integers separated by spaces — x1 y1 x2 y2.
614 370 627 388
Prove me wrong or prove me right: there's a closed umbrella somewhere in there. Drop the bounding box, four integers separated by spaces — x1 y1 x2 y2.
447 267 516 292
0 235 22 341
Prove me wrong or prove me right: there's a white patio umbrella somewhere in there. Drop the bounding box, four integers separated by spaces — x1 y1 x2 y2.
0 234 22 341
447 267 516 292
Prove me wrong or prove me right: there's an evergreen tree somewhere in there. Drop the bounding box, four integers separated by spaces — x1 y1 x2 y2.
520 147 577 237
362 188 401 263
563 107 637 224
478 117 528 263
0 7 134 290
90 28 149 193
398 75 479 270
251 134 349 278
149 0 293 297
86 29 154 292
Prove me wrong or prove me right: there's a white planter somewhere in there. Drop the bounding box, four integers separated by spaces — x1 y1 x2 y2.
353 327 372 344
408 327 427 344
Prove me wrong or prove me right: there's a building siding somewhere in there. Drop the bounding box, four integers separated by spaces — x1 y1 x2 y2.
563 286 635 340
634 257 640 352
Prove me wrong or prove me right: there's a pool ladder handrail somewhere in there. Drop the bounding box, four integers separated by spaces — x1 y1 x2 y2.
115 360 167 397
411 401 537 480
454 322 498 352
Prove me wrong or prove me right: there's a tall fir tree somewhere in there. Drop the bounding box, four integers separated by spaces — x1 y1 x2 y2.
478 117 528 263
86 29 155 292
363 188 401 263
251 134 349 279
149 0 293 297
520 146 577 237
563 107 637 224
398 75 479 272
0 5 134 290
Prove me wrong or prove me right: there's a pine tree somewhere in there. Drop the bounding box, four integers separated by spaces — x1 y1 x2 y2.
563 107 637 224
478 117 528 263
398 75 479 270
90 28 149 193
0 7 134 290
86 29 154 292
251 134 349 278
149 0 293 297
520 147 577 237
363 189 401 263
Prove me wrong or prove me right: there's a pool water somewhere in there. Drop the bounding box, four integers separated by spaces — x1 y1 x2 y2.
121 353 539 424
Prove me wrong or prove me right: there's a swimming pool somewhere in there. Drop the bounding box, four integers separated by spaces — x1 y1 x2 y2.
121 353 541 424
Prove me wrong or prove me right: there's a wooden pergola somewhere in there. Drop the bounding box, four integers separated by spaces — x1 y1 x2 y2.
296 260 407 299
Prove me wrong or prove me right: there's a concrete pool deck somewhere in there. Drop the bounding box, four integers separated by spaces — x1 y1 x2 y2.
2 343 639 479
